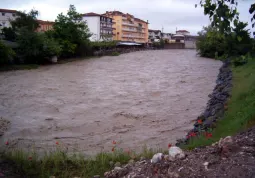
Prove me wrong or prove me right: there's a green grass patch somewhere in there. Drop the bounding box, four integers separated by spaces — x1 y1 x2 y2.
1 146 162 178
184 58 255 149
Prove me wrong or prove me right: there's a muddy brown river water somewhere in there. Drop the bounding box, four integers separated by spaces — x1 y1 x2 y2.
0 50 222 154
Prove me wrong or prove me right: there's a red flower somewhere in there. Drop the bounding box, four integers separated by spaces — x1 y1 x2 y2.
168 143 172 148
189 132 196 137
112 147 115 152
56 141 59 145
197 119 203 124
112 140 117 145
5 141 9 145
28 157 32 160
205 132 213 139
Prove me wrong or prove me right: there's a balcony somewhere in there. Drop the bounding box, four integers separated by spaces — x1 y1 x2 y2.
122 28 136 32
122 35 145 39
122 22 137 27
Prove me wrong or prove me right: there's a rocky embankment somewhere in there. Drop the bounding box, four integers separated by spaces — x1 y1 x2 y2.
104 126 255 178
177 60 232 145
0 118 10 137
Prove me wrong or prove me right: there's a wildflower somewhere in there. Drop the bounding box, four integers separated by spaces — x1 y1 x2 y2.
168 143 172 148
112 147 115 152
28 156 32 161
56 141 59 145
189 132 196 137
5 141 9 145
125 149 130 155
205 132 213 139
197 119 203 124
112 140 117 145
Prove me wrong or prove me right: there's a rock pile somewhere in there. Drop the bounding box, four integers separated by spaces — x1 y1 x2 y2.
104 127 255 178
177 60 232 145
0 117 10 137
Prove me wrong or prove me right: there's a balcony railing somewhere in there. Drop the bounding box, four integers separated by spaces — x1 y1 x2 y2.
122 22 137 27
122 35 145 39
122 28 136 32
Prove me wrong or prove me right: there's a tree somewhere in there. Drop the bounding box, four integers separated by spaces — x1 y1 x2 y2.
197 1 255 36
50 5 91 57
0 40 16 64
11 9 39 32
1 27 17 41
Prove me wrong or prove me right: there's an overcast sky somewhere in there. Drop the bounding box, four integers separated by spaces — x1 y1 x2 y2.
0 0 253 35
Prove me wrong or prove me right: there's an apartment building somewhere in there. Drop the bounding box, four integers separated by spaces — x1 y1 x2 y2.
103 11 149 44
82 12 114 41
0 8 17 29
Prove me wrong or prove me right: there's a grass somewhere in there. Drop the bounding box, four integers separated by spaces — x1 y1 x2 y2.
184 57 255 149
1 145 160 178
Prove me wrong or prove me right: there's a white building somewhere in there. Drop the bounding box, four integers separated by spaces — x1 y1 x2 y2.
161 33 172 41
0 8 17 30
82 12 113 41
176 30 190 36
149 29 161 42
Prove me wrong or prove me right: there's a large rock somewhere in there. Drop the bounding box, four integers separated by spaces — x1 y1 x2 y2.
168 146 185 159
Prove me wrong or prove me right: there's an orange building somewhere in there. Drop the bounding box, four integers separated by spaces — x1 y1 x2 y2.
36 20 54 32
103 11 149 44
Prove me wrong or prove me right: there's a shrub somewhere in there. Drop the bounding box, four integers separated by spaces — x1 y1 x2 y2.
16 29 61 64
111 51 120 56
0 41 16 64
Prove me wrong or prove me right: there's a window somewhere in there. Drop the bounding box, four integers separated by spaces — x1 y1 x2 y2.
2 12 5 16
12 13 15 17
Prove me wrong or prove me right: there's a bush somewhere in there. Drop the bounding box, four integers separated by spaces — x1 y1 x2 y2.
0 41 16 64
91 41 117 50
16 29 61 64
111 51 120 56
197 23 253 59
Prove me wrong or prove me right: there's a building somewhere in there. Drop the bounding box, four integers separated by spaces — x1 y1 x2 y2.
149 29 161 42
103 11 149 44
36 20 54 32
176 30 190 36
0 8 17 29
82 12 114 41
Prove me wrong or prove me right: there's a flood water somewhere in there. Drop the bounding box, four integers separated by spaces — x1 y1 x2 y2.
0 50 222 154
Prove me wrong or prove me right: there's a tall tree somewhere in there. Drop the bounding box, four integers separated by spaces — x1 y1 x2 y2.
51 5 91 57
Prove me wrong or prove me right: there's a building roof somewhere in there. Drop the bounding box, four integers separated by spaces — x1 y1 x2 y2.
0 8 17 13
149 29 161 33
37 20 54 25
176 30 190 33
82 12 112 19
104 11 148 24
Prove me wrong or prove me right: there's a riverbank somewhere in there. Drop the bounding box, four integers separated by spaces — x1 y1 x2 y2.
0 56 254 178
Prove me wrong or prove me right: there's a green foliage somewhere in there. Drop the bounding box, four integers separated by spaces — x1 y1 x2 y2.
111 51 120 56
184 58 255 149
2 146 162 178
11 10 39 32
1 27 17 41
51 5 91 57
0 40 16 64
91 41 117 49
17 29 61 64
196 23 252 59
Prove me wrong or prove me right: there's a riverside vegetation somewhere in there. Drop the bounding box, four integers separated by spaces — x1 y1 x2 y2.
1 1 255 178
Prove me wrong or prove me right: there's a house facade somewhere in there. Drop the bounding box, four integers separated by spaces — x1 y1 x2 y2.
149 29 161 42
176 30 190 36
0 8 17 30
36 20 54 32
103 11 149 44
82 12 113 41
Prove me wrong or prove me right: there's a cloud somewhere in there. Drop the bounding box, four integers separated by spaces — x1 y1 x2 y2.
0 0 253 35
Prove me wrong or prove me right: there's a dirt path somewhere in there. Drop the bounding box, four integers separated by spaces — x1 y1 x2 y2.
0 50 222 154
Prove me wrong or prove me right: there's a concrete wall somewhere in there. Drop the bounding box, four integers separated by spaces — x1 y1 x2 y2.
82 16 100 41
185 41 196 49
164 43 185 49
